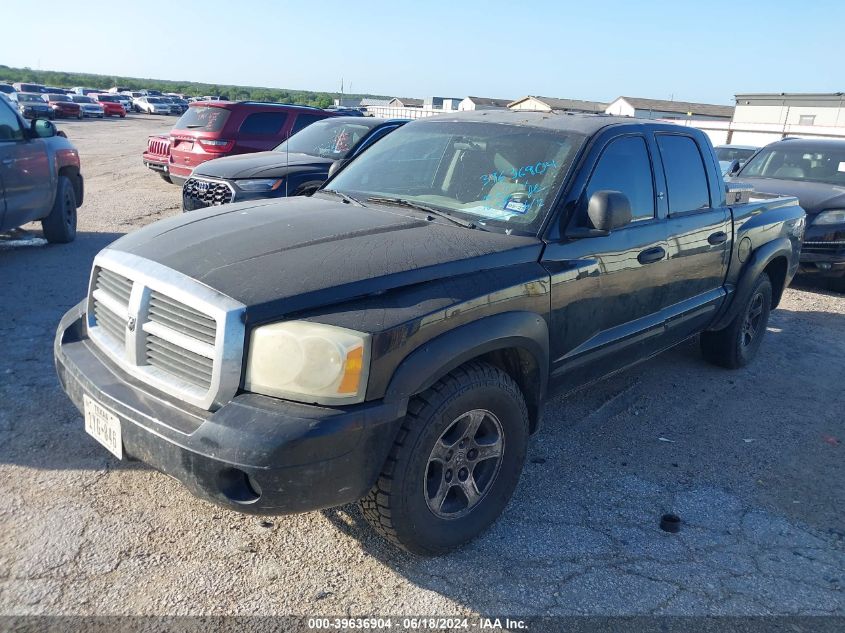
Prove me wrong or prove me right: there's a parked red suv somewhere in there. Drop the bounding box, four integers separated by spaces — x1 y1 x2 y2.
147 101 337 185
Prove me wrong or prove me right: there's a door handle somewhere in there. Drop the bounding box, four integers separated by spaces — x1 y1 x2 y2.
708 231 728 245
637 246 666 265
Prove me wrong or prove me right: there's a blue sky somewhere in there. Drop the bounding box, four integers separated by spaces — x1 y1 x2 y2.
2 0 842 104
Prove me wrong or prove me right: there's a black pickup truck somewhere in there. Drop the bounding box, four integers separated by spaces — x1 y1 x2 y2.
54 111 805 555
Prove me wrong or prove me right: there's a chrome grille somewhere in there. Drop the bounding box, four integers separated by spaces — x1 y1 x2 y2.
183 177 234 209
147 136 170 157
802 240 845 255
85 251 246 410
146 333 214 389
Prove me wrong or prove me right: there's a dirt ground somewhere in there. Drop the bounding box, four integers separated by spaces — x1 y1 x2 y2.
0 115 843 617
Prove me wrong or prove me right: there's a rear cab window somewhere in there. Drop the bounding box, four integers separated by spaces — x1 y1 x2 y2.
174 106 231 133
656 134 711 214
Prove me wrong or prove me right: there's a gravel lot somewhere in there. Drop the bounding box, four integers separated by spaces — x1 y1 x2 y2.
0 116 843 618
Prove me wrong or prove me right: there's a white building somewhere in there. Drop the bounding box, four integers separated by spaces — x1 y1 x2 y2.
459 96 512 111
508 95 606 114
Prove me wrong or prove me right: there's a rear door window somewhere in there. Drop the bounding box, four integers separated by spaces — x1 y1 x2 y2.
656 135 711 214
239 112 290 135
174 106 231 132
585 135 655 221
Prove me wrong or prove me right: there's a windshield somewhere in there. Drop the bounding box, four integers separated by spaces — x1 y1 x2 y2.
740 145 845 185
328 121 585 234
72 96 95 103
174 106 231 132
275 119 378 158
97 95 118 102
48 94 71 102
18 93 44 103
715 147 756 162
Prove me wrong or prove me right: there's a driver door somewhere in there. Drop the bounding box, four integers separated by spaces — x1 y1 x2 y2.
542 132 671 394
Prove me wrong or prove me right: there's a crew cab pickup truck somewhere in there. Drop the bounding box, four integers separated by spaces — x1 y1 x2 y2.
54 112 804 555
0 95 83 242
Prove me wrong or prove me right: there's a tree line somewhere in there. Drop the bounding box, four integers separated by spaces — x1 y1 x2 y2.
0 66 387 109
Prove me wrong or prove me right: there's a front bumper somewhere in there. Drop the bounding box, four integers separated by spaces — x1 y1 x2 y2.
54 302 406 515
799 222 845 278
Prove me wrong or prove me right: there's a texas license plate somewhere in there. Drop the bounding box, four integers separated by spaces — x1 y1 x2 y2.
83 394 123 459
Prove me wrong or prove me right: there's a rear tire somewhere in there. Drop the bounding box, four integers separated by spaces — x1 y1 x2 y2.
41 176 77 244
360 362 529 555
159 173 173 184
701 272 772 369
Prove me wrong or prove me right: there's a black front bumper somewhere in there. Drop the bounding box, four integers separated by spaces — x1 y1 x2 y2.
799 223 845 278
54 302 407 515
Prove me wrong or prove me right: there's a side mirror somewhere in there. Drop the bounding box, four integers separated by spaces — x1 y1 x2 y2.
31 118 57 139
327 158 349 179
727 159 741 177
586 190 632 233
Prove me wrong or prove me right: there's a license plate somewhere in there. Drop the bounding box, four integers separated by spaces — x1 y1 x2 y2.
176 141 193 152
83 394 123 459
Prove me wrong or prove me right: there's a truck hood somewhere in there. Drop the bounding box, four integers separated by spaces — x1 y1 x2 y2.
193 151 331 179
740 177 845 215
108 196 542 323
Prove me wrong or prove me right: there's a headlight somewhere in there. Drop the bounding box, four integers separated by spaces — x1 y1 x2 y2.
234 178 284 192
814 210 845 225
244 321 370 404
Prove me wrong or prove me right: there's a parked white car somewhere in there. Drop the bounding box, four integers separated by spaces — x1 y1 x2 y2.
133 96 171 115
70 95 105 118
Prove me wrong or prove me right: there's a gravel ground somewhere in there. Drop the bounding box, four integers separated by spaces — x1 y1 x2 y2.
0 116 843 618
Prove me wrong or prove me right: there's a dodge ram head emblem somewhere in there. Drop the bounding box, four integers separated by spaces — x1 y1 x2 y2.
127 316 136 332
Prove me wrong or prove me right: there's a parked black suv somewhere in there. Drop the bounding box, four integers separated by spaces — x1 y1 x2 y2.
55 112 803 554
182 117 408 210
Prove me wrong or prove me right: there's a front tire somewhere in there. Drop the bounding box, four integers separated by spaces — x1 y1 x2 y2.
41 176 78 244
701 272 772 369
361 362 529 555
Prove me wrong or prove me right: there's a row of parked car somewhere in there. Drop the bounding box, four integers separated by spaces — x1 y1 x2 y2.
0 82 193 120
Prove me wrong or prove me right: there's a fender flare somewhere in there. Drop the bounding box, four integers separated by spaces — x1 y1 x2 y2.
710 237 793 331
382 311 550 406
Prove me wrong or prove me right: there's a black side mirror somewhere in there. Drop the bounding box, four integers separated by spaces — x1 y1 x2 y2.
327 158 349 179
727 159 741 177
31 118 56 139
586 190 632 233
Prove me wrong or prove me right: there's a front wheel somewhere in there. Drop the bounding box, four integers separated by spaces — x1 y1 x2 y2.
360 362 529 555
701 272 772 369
41 175 77 244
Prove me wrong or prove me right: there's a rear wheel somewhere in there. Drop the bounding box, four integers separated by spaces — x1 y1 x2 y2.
361 362 529 555
41 176 77 244
158 173 173 184
701 272 772 369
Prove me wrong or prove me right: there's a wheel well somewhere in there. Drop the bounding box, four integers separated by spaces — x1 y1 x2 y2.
764 256 788 308
58 165 82 205
474 347 543 434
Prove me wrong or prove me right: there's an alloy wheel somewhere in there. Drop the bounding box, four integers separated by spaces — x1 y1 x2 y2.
424 409 505 519
741 292 764 347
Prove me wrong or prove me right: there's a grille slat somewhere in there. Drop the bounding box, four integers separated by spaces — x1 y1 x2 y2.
146 334 213 388
93 301 125 344
148 292 217 345
96 268 132 305
803 241 845 255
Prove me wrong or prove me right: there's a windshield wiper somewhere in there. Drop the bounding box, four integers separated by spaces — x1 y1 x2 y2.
366 196 481 230
321 189 365 206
